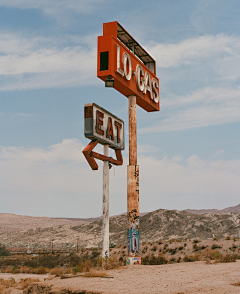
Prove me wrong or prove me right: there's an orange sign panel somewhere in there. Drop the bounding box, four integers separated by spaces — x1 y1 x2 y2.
97 21 160 112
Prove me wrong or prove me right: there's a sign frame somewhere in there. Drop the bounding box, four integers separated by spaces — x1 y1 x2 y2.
97 21 160 112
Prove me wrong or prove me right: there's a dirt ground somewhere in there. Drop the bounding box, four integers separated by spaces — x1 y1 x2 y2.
1 260 240 294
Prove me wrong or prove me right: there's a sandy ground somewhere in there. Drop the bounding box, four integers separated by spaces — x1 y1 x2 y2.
1 261 240 293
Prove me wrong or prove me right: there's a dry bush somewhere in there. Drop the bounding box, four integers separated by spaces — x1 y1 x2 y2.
116 244 122 248
211 243 222 249
202 248 236 263
151 245 157 252
0 278 16 288
183 255 196 262
78 260 94 273
19 278 40 290
100 257 120 270
49 267 66 276
19 266 30 273
30 266 47 274
193 253 201 261
225 236 231 240
193 239 200 244
81 271 108 278
142 254 168 265
202 248 220 260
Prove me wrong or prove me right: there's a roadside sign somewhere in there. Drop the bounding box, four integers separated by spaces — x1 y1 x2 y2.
97 21 160 112
84 103 125 150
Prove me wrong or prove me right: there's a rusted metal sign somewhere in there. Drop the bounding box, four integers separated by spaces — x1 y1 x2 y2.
83 103 124 170
97 21 160 112
84 103 124 150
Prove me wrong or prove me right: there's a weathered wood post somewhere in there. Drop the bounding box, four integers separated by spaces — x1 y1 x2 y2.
102 145 110 264
127 95 140 264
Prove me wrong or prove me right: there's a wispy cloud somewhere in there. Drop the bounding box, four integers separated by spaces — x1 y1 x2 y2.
0 31 97 91
0 0 107 18
0 139 239 214
147 34 240 69
140 86 240 133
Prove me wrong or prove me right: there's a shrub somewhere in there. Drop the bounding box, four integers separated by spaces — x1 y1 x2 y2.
116 244 122 248
193 239 200 244
211 243 222 249
151 245 157 252
183 255 196 262
31 266 47 274
142 254 168 265
225 236 231 240
0 244 11 256
19 278 40 290
109 243 116 248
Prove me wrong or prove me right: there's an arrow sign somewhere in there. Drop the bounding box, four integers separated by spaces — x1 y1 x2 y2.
82 140 123 170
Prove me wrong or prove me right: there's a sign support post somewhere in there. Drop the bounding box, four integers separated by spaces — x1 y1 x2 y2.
127 96 140 264
102 144 109 267
97 21 160 265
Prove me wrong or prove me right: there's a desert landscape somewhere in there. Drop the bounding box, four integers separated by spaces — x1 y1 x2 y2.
1 205 240 293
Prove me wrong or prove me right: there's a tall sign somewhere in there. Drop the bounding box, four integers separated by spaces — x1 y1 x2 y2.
97 21 160 265
83 103 124 267
97 21 160 112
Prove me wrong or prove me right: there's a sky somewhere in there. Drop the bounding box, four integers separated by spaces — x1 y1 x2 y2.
0 0 240 218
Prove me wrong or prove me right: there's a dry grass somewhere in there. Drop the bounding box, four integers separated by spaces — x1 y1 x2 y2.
18 278 40 290
49 267 70 277
81 271 108 278
0 277 40 291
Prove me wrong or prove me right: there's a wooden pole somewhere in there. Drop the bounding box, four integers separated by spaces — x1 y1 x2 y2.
102 145 109 268
127 96 140 265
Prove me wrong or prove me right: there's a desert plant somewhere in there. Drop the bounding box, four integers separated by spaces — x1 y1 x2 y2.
211 243 222 249
193 239 200 244
225 236 231 240
151 245 157 252
0 244 11 256
142 254 168 265
183 255 196 262
81 271 108 278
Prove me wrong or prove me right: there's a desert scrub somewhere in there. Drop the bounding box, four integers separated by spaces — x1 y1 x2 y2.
142 254 168 265
0 244 11 256
211 243 222 249
151 245 157 252
168 248 177 255
225 236 231 240
183 255 196 262
193 239 200 244
193 244 207 252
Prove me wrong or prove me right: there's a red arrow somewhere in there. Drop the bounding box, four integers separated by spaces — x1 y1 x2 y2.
82 140 123 170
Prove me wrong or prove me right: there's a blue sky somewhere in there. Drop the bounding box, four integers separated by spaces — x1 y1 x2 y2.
0 0 240 217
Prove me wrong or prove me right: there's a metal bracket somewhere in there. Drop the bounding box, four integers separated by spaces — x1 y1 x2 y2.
82 140 123 170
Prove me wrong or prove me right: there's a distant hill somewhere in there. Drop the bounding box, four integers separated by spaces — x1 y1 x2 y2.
1 209 240 248
184 204 240 215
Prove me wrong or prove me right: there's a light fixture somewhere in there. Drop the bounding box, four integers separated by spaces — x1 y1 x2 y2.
105 78 114 88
